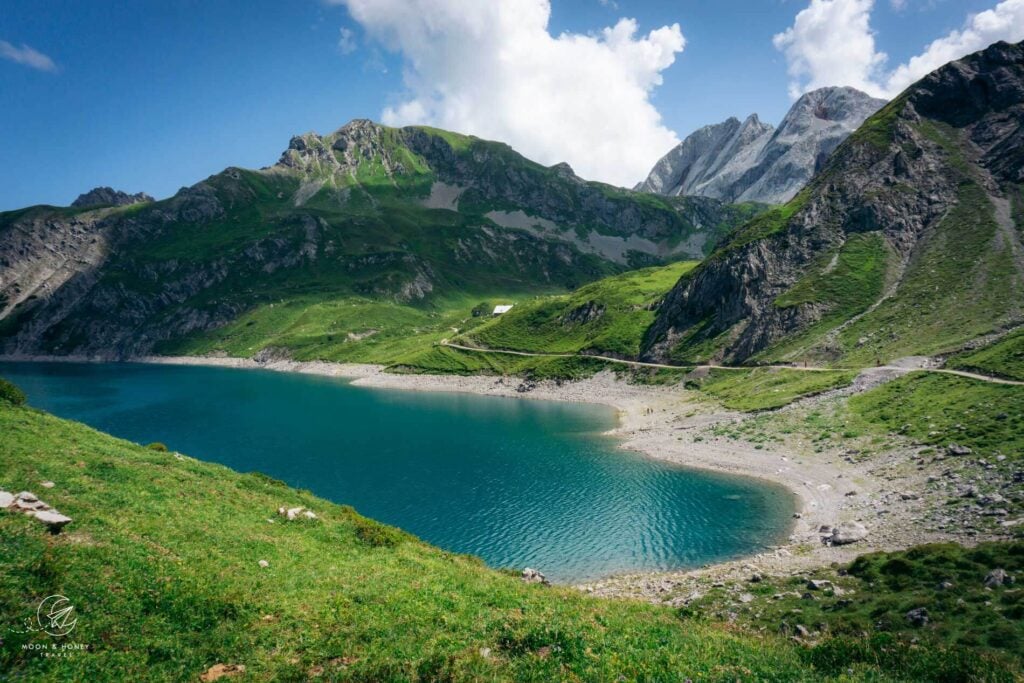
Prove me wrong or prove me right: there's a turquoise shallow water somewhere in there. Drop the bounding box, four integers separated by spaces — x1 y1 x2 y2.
0 361 794 582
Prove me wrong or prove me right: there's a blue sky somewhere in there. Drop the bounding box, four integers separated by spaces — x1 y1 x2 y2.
1 0 1021 209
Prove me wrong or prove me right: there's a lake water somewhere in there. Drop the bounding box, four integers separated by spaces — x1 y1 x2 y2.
0 361 794 582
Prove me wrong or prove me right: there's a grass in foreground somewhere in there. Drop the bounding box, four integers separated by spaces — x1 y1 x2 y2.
0 385 1019 680
0 399 804 682
686 542 1024 679
691 368 857 411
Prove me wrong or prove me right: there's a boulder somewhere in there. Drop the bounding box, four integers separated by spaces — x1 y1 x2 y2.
277 506 316 521
826 522 868 546
31 510 72 533
806 579 833 591
522 567 549 585
258 560 269 568
905 607 929 627
984 569 1013 588
947 443 973 456
0 491 14 508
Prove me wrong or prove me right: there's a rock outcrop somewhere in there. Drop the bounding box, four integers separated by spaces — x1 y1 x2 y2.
637 87 886 204
71 187 154 208
1 490 72 533
644 41 1024 366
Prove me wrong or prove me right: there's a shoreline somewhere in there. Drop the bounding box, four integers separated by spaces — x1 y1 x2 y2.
2 353 969 593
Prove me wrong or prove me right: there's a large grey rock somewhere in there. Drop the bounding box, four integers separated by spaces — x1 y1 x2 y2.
637 87 885 204
0 491 14 508
826 521 869 545
30 509 72 533
984 568 1013 587
522 567 549 585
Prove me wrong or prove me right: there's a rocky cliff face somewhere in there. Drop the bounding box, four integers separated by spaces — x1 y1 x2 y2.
638 87 886 205
644 41 1024 366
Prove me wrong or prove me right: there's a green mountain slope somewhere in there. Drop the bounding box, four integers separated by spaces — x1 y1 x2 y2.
0 121 761 361
643 41 1024 367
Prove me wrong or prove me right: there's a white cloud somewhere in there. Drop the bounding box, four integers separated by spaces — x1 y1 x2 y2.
773 0 887 98
338 27 357 54
330 0 685 187
0 40 57 72
883 0 1024 94
775 0 1024 99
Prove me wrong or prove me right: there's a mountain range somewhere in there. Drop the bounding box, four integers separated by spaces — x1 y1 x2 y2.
1 42 1022 374
0 122 759 359
642 40 1024 366
637 86 886 204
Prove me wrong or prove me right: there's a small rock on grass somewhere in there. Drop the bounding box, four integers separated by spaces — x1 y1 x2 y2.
984 569 1013 588
199 663 246 681
32 510 73 533
258 560 269 568
522 567 550 585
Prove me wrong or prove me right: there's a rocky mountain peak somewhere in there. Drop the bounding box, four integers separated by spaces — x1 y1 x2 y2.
643 40 1024 366
276 119 412 180
637 86 885 205
71 187 154 209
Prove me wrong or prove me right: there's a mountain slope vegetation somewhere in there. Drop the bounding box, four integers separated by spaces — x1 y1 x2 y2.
0 122 760 361
643 41 1024 368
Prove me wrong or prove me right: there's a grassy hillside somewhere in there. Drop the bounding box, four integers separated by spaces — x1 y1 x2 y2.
689 368 857 411
848 372 1024 459
684 541 1024 679
460 261 698 358
1 387 1018 681
947 329 1024 381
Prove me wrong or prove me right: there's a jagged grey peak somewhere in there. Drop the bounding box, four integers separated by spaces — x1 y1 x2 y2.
71 187 154 208
636 115 773 197
643 40 1024 365
638 87 886 204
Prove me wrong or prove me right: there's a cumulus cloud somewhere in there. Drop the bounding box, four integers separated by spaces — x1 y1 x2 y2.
773 0 884 99
0 40 57 72
776 0 1024 99
883 0 1024 94
330 0 685 187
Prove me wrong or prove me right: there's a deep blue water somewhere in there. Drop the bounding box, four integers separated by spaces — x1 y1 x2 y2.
0 361 794 582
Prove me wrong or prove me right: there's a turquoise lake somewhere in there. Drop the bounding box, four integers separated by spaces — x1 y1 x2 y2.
0 361 794 582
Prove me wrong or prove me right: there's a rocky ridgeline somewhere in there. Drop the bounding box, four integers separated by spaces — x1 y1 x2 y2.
71 186 154 208
644 40 1024 364
637 86 885 204
0 487 72 533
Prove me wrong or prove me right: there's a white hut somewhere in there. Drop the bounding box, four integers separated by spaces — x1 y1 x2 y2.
492 304 513 316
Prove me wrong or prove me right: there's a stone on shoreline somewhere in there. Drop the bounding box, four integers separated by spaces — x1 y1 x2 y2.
824 521 868 546
984 569 1013 588
522 567 549 585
